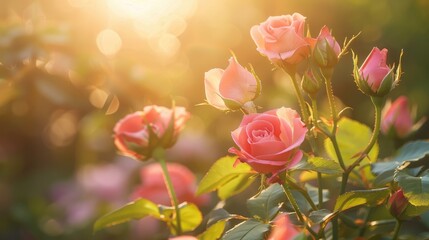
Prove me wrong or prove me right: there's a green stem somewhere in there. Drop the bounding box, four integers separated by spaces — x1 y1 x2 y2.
284 175 317 211
281 68 309 125
324 74 346 171
392 219 402 240
341 96 383 194
154 148 182 235
310 98 324 208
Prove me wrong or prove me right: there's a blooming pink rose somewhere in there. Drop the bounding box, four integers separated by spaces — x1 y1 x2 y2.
229 107 307 174
250 13 311 65
204 57 259 111
313 25 341 68
131 163 209 206
114 105 190 160
268 213 300 240
381 96 414 137
359 47 392 92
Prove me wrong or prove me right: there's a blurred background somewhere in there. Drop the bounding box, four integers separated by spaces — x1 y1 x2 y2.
0 0 428 239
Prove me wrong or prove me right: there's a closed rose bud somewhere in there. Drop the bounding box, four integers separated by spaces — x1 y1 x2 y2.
114 105 190 161
381 96 414 138
353 47 402 97
387 189 409 219
204 57 260 113
301 70 321 96
250 13 311 66
313 26 341 68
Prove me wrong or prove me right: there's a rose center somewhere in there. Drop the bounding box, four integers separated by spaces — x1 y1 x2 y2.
251 128 274 142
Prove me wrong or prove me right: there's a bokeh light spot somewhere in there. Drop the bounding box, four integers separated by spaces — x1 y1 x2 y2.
96 29 122 56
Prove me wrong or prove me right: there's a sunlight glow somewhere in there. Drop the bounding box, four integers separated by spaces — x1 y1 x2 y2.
96 29 122 56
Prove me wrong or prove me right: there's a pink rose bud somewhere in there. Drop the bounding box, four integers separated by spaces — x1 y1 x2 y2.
204 57 260 112
353 47 402 97
268 213 300 240
313 26 341 68
381 96 422 138
114 105 190 160
250 13 311 65
387 189 409 219
131 163 209 206
229 107 307 174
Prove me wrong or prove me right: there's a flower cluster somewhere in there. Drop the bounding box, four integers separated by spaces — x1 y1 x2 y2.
98 11 428 240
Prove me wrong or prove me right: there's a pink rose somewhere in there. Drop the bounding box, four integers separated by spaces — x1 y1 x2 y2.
204 57 259 112
131 163 209 206
250 13 311 65
229 107 307 174
114 105 190 160
358 47 392 92
313 25 341 68
381 96 414 137
268 213 300 240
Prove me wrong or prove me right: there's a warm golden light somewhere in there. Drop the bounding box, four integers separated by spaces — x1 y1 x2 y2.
96 29 122 56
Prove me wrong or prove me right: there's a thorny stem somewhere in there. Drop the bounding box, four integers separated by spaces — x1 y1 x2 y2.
340 96 383 194
154 148 182 235
284 175 317 211
311 98 324 208
281 67 310 125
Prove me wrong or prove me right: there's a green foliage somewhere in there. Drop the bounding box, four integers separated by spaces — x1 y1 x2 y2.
334 188 390 212
372 141 429 175
93 198 160 232
394 170 429 207
161 203 203 235
222 219 270 240
292 155 342 175
325 118 379 166
309 209 332 224
197 156 256 199
246 183 286 221
198 221 226 240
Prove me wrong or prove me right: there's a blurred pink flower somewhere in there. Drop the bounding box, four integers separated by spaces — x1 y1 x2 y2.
268 213 300 240
131 163 209 206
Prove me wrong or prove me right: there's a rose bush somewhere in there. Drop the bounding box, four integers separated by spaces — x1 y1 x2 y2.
113 105 190 160
229 107 307 174
204 57 259 112
250 13 310 65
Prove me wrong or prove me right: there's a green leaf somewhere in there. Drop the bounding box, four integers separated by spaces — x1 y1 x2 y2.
394 170 429 206
246 183 286 221
334 188 390 212
222 219 270 240
198 220 226 240
372 141 429 175
218 173 257 200
403 204 429 218
197 156 254 195
309 209 332 224
93 198 160 232
324 118 378 167
292 156 342 175
161 202 203 235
